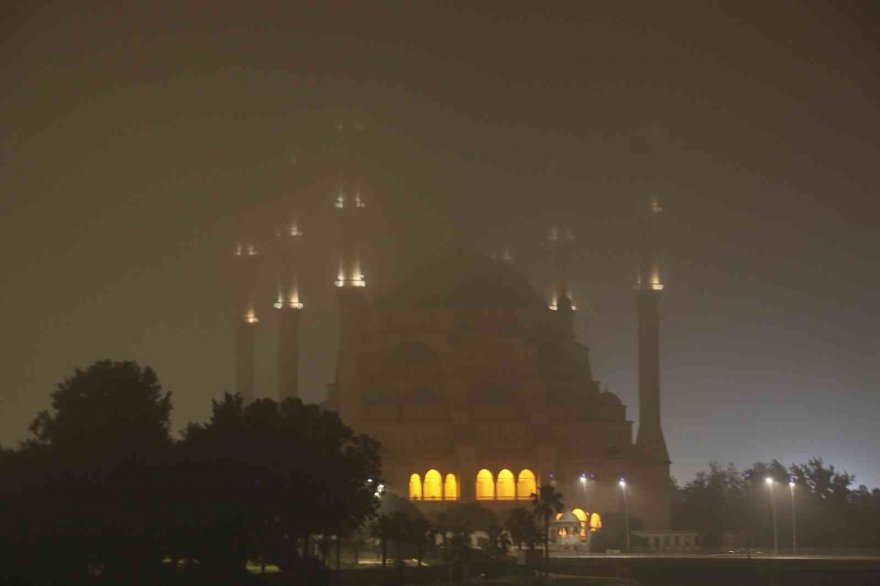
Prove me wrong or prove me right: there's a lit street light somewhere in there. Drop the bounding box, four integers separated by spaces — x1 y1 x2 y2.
619 478 630 553
766 477 778 555
789 477 797 556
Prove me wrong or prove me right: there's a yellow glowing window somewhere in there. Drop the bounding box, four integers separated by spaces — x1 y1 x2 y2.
409 473 422 500
496 469 515 500
516 469 537 500
589 512 602 532
554 513 564 520
476 469 495 500
423 469 442 500
572 508 587 538
444 474 458 500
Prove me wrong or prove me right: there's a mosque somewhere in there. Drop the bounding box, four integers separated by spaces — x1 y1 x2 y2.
228 123 672 536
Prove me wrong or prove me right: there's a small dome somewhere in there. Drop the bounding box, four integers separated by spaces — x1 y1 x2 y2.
554 511 581 524
599 391 622 406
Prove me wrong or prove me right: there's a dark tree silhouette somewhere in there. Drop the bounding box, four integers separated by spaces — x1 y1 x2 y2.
179 393 383 571
505 507 539 550
531 484 564 574
29 360 172 458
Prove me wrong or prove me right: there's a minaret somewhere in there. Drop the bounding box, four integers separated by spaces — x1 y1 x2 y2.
329 119 369 424
634 195 669 461
274 217 303 401
231 239 260 403
547 224 575 335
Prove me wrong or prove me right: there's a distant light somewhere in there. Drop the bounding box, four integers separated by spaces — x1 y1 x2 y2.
246 243 257 256
579 473 587 483
335 192 345 208
245 309 258 324
619 478 626 488
650 195 662 213
288 222 302 237
789 481 795 488
765 477 774 485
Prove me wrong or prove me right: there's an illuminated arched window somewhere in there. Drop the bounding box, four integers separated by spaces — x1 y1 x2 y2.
497 469 515 500
516 469 537 500
589 512 602 532
423 469 442 500
444 473 459 500
572 508 587 539
409 473 422 500
476 469 495 500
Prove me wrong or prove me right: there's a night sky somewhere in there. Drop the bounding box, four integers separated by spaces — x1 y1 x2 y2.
2 1 878 488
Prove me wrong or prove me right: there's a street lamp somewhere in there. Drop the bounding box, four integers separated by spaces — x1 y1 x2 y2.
766 477 778 555
789 477 797 556
619 478 630 553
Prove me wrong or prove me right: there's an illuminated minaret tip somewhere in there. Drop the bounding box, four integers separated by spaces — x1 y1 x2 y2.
635 194 669 461
275 216 303 401
547 224 575 334
330 117 369 423
231 238 260 403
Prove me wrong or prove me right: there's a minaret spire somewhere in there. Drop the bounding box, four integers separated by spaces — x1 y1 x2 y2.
547 224 575 334
231 238 260 403
328 118 369 423
634 195 669 461
275 216 303 401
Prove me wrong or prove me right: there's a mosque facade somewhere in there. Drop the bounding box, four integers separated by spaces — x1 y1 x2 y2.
229 122 672 534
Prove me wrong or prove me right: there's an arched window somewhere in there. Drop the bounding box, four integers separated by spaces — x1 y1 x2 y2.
444 474 459 500
516 469 537 500
476 469 495 500
589 512 602 532
423 469 442 500
572 508 587 539
497 469 515 500
409 473 422 500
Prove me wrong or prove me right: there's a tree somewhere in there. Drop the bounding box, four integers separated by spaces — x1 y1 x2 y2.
531 484 564 574
505 507 538 550
2 360 175 583
434 502 499 539
406 514 435 567
180 394 383 571
28 360 172 459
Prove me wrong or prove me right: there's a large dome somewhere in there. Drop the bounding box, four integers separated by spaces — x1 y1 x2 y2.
382 252 545 309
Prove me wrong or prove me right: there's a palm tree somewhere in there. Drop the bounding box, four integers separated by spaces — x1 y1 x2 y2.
531 484 564 575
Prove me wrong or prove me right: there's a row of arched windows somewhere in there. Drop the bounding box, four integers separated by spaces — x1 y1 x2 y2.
409 471 459 500
409 469 538 501
476 469 536 500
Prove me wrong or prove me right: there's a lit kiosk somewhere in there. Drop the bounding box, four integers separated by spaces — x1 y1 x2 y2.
275 218 304 401
231 240 260 403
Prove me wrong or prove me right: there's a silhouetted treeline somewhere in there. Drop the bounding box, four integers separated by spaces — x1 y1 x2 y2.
672 460 880 550
0 360 381 585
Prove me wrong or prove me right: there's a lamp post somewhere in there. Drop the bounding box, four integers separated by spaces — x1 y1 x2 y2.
789 478 797 556
619 478 630 553
766 477 778 555
579 473 588 549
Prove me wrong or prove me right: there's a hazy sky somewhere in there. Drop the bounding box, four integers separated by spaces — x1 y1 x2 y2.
2 1 878 488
